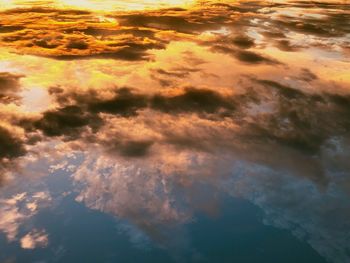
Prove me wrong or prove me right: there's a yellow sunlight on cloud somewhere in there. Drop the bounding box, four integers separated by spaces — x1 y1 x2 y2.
60 0 195 11
20 87 51 113
0 0 196 11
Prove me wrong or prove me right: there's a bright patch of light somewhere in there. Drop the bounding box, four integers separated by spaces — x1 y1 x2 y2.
0 0 195 11
20 87 51 113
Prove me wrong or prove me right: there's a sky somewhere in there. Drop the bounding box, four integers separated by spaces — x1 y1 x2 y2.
0 0 349 262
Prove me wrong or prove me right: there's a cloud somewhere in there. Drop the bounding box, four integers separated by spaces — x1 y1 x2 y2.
209 44 281 65
1 1 348 62
0 2 349 261
0 25 25 33
0 72 23 104
0 66 346 198
70 132 350 262
20 229 49 249
232 35 255 49
0 191 51 242
0 8 166 61
239 78 350 159
299 68 318 82
222 154 350 263
113 140 154 157
150 87 235 114
272 13 350 38
33 105 102 138
87 88 148 116
273 39 301 52
4 73 349 183
50 86 237 116
38 86 237 134
0 125 25 162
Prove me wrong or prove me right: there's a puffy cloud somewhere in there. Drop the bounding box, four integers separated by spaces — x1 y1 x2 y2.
20 229 49 249
70 133 350 262
0 0 348 62
0 124 26 179
0 8 166 61
0 125 25 160
0 72 23 104
2 74 350 188
33 105 102 138
0 191 51 242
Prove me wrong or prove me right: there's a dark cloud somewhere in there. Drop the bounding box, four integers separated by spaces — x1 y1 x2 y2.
112 140 154 157
29 87 238 154
88 88 148 116
0 125 26 181
0 72 23 104
100 41 165 61
150 67 202 86
0 72 22 93
261 30 286 39
81 27 156 39
2 7 90 15
116 11 227 34
235 50 279 64
40 78 350 159
49 40 165 61
274 39 300 52
0 125 25 160
33 39 60 49
211 45 280 64
232 35 255 49
0 70 346 192
0 25 25 33
22 81 345 193
151 87 235 114
34 105 102 138
66 39 89 50
246 78 350 155
154 67 199 78
254 79 308 100
299 68 318 82
48 86 237 118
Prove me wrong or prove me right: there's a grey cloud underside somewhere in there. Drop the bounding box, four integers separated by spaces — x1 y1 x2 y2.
3 76 346 190
42 81 350 145
0 126 25 162
0 73 24 179
30 87 237 139
0 125 25 185
0 1 349 185
0 72 23 104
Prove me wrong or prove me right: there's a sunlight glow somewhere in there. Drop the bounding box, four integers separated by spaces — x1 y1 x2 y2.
20 87 51 113
0 0 196 11
61 0 195 11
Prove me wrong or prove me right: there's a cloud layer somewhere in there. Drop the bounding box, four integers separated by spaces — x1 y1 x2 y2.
0 1 349 262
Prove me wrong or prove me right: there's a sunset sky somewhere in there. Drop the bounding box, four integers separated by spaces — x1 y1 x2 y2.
0 1 349 262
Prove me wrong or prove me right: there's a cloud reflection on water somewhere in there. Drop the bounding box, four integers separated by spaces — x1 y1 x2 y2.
0 0 349 262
